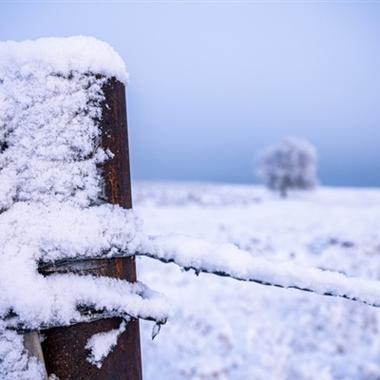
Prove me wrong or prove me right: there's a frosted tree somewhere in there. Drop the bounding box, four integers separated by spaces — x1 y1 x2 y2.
257 137 318 197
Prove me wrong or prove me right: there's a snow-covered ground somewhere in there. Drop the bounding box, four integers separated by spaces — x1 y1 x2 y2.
135 181 380 380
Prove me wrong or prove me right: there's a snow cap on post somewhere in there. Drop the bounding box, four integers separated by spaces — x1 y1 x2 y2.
0 36 129 83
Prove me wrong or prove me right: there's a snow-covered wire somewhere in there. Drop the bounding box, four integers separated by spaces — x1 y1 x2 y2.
140 235 380 308
40 233 380 310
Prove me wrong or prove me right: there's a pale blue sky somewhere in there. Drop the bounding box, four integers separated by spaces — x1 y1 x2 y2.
1 1 379 186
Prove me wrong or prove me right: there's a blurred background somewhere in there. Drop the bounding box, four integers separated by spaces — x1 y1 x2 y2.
1 0 379 187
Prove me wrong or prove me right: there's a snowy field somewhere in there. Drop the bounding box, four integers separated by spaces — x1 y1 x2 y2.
135 181 380 380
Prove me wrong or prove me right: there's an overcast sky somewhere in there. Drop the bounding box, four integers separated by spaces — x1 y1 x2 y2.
1 1 380 186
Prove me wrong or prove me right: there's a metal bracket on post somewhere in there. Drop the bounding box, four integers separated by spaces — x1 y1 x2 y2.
39 78 142 380
23 332 48 380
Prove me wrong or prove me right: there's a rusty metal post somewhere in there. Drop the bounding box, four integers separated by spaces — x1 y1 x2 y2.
41 78 142 380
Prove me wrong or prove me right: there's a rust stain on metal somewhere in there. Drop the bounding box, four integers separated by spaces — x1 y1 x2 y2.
108 165 119 204
41 78 142 380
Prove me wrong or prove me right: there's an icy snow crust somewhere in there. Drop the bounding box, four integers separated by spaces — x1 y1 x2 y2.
0 37 164 379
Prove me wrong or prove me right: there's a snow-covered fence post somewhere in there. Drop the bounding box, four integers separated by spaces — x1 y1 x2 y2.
40 78 142 379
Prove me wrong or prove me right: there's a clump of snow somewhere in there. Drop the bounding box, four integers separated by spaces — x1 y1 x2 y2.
1 202 145 263
85 320 127 368
4 272 168 331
